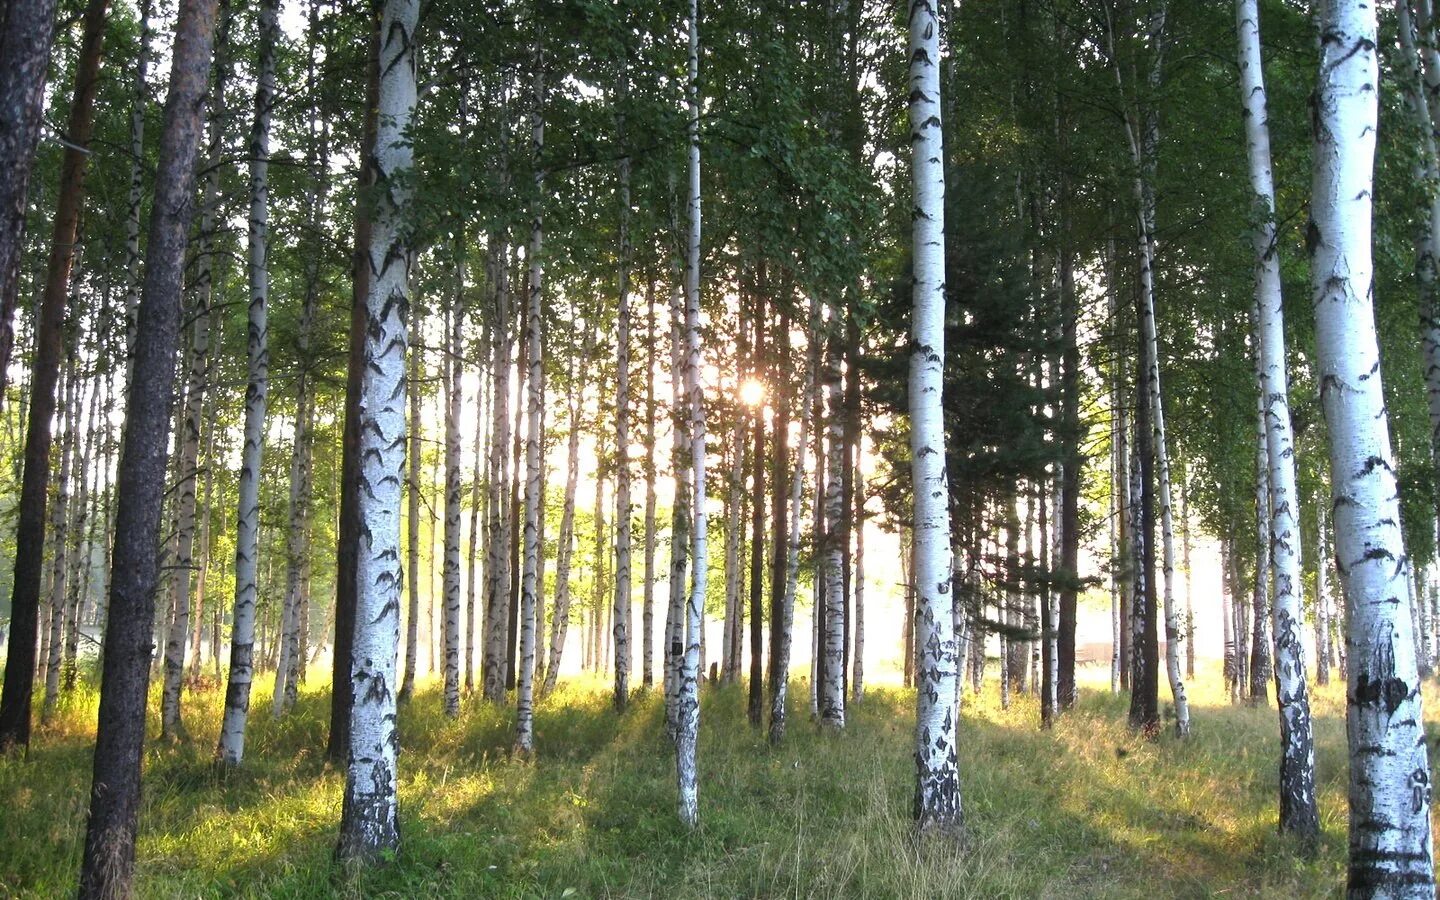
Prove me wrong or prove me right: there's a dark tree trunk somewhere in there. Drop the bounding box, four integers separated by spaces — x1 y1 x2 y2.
747 290 765 727
1056 202 1080 713
0 0 107 752
0 0 59 406
1129 351 1160 734
327 7 380 765
77 0 218 893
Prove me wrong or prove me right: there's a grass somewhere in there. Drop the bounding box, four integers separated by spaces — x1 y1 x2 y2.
0 664 1426 898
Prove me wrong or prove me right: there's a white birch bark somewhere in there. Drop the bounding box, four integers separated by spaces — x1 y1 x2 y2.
1316 496 1332 685
770 293 819 745
544 327 588 695
1236 0 1316 836
853 476 866 703
218 0 277 763
465 318 488 694
515 52 544 753
910 0 962 836
336 0 417 861
443 248 465 718
642 281 658 688
819 331 846 728
675 0 705 826
1311 2 1434 891
162 39 228 740
663 194 690 737
42 360 75 716
275 5 327 715
483 238 513 704
400 289 422 701
1249 311 1273 704
613 83 633 709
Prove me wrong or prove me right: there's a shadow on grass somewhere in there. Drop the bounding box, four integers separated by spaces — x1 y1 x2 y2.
0 669 1380 898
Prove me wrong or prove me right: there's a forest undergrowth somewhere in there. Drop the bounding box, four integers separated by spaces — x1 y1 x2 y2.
0 665 1414 898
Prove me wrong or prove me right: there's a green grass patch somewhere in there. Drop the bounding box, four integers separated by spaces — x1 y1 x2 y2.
0 666 1416 898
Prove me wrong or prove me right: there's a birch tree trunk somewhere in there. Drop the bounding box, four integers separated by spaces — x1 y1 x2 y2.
613 74 633 710
1316 497 1332 686
336 0 417 862
642 280 659 688
43 359 76 717
819 327 847 728
466 319 488 695
544 327 588 695
401 295 423 702
675 0 706 826
483 235 513 704
515 49 545 753
771 296 818 745
276 0 327 717
78 0 219 890
910 0 962 836
664 215 690 738
217 0 277 765
443 245 465 718
1249 316 1273 705
1312 3 1435 891
163 25 231 741
1236 0 1317 839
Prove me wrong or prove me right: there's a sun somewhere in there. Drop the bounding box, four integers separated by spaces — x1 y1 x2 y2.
738 378 765 408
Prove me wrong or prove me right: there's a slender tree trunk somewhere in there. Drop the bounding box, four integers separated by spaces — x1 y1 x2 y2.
767 302 794 742
664 199 691 738
613 70 633 710
1311 3 1435 891
642 279 658 688
747 296 766 725
483 236 513 703
1249 313 1273 705
852 474 865 703
909 0 962 835
0 0 106 748
217 0 277 765
771 297 817 744
819 323 846 728
544 327 588 695
44 356 77 717
276 2 326 716
465 317 488 695
335 0 417 864
78 1 219 890
515 48 545 752
0 0 59 401
443 243 465 717
675 0 706 826
163 20 232 741
1236 0 1317 839
1315 498 1331 686
400 295 423 702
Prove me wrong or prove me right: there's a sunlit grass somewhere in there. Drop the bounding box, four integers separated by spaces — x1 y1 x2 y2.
0 664 1430 897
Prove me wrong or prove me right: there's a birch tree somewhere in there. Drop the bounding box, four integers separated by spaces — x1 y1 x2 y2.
909 0 962 838
515 44 545 755
443 245 465 718
613 64 633 710
675 0 706 826
336 0 418 863
163 21 232 741
1309 2 1435 891
1234 0 1316 840
218 0 278 766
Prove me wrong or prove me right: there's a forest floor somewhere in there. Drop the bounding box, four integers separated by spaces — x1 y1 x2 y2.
0 664 1413 898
